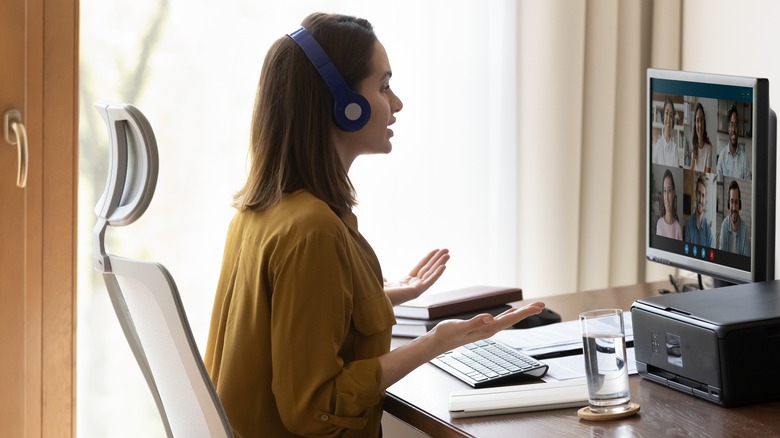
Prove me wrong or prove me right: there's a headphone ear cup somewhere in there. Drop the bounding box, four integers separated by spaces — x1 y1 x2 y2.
334 91 371 132
289 26 371 132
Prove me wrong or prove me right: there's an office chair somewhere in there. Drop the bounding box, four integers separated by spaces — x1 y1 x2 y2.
92 102 233 438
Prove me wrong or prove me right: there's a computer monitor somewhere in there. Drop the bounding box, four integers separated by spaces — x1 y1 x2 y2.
646 68 777 286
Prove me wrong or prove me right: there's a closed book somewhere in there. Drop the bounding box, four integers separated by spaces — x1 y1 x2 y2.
393 286 523 320
393 305 512 338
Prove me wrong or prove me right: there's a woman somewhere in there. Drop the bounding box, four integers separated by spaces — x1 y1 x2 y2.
689 102 713 173
656 169 683 240
204 13 544 437
651 96 679 167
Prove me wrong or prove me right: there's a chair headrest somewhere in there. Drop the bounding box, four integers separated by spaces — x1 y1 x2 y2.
93 102 159 272
94 102 159 226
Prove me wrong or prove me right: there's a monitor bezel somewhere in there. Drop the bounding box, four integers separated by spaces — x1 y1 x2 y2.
646 68 775 285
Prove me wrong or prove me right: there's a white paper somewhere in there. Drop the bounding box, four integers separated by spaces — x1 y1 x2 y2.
492 311 634 357
541 348 637 382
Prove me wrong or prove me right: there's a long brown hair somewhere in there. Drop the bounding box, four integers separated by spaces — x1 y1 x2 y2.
234 13 376 215
692 102 711 148
659 169 678 221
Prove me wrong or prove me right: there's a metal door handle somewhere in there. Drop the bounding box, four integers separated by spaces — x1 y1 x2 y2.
4 109 28 188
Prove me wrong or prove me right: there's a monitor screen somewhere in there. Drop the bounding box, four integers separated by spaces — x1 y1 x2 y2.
646 68 776 285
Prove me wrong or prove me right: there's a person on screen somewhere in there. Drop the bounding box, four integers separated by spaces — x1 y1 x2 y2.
716 104 751 179
685 174 713 247
652 97 680 167
689 103 713 173
202 13 545 437
657 169 683 240
719 180 750 256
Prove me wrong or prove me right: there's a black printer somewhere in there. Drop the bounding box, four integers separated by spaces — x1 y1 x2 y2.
631 280 780 406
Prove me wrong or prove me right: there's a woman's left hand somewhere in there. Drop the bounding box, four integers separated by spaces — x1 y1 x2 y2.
428 302 546 353
385 248 450 306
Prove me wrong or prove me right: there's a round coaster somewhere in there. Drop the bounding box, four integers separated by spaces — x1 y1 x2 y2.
577 402 640 421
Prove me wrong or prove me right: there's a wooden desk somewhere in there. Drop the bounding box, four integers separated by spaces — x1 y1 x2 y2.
385 282 780 437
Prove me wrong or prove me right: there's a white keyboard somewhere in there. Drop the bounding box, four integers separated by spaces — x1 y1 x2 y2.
430 339 548 388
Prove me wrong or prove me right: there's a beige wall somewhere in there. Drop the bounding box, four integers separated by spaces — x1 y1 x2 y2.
682 0 780 275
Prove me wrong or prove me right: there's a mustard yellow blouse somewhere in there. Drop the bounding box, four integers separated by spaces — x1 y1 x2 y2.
204 190 395 437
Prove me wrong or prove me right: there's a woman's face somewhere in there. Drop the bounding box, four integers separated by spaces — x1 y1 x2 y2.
663 102 674 139
695 108 705 145
333 39 403 169
663 175 675 217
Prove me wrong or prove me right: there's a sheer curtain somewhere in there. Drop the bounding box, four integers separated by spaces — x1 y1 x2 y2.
515 0 681 298
516 0 780 299
372 0 686 300
351 0 519 292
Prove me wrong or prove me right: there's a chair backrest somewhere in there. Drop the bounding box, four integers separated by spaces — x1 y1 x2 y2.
92 102 233 438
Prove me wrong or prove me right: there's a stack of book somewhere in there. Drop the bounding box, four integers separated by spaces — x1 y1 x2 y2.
392 286 523 338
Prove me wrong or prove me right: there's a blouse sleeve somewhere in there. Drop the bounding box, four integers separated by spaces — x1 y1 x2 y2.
269 222 385 436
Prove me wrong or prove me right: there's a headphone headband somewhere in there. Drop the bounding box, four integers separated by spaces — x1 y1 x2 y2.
288 26 370 132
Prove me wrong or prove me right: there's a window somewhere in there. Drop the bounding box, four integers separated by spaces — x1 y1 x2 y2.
78 1 516 435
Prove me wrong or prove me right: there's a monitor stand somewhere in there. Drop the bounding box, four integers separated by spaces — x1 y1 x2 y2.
668 273 705 292
712 277 736 289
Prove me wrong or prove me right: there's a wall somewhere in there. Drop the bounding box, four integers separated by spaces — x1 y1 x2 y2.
682 0 780 275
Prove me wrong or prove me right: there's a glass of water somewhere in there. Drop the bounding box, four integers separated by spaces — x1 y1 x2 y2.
579 309 631 414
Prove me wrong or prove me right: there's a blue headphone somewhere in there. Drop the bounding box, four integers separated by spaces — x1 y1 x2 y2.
288 26 371 132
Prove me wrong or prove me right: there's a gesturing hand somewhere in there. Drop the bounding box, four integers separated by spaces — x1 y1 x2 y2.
431 302 546 352
385 248 450 306
376 300 546 390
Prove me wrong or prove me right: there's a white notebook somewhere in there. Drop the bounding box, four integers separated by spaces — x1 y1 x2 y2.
448 378 588 418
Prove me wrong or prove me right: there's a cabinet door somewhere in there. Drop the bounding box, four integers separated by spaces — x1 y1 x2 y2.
0 0 28 432
0 0 77 436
